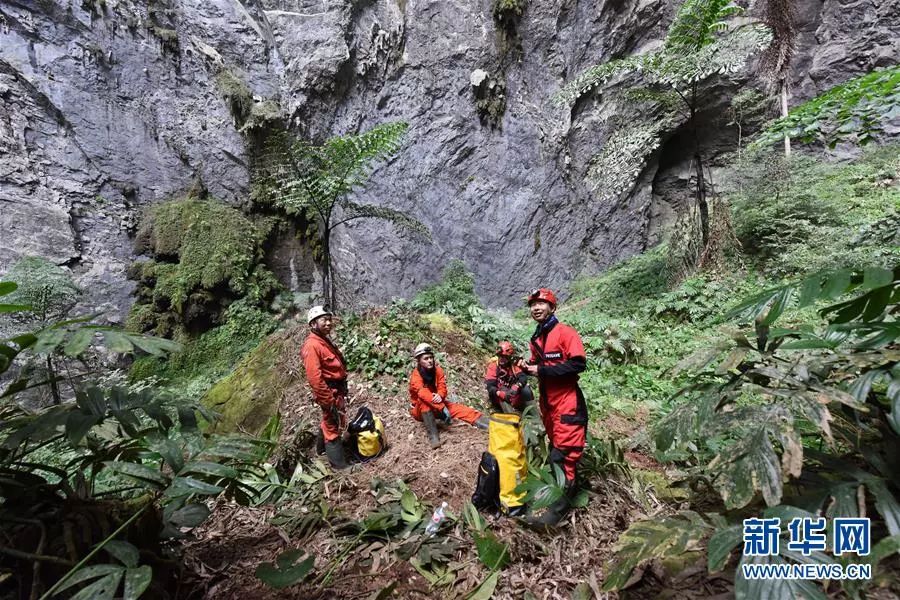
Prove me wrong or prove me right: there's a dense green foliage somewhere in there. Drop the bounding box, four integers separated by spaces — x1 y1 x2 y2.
602 266 900 596
2 256 81 322
129 298 278 399
128 198 280 338
731 145 900 275
0 283 266 598
753 66 900 150
411 259 480 315
254 122 428 307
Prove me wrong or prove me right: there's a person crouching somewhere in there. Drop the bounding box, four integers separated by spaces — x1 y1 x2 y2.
408 343 489 448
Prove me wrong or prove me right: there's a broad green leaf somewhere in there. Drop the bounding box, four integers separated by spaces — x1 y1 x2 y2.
707 524 742 572
0 281 17 296
169 503 211 527
64 328 95 357
127 333 181 357
466 571 499 600
33 328 66 354
66 411 101 444
862 267 893 289
53 564 124 594
0 303 31 313
145 433 184 472
179 461 239 479
76 387 107 417
797 275 823 307
869 480 900 535
165 476 224 498
69 571 124 600
255 551 314 589
822 269 852 299
713 428 782 509
177 405 198 431
473 532 509 570
123 565 152 600
105 540 140 568
102 461 168 488
602 512 710 591
103 330 134 354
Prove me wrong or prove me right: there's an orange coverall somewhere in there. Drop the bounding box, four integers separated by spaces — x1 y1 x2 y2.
301 331 348 442
408 364 482 424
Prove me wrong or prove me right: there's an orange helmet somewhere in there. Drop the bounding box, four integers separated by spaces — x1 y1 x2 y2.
527 287 557 306
496 341 516 357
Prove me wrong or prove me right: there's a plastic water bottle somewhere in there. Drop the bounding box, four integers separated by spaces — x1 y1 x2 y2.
425 501 448 536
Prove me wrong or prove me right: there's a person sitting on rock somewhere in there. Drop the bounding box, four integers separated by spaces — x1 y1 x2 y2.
484 341 534 414
408 343 489 448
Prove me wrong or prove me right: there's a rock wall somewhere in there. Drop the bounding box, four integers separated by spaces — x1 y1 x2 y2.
1 0 897 315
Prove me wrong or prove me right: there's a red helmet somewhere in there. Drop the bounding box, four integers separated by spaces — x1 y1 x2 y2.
496 341 516 357
527 287 557 306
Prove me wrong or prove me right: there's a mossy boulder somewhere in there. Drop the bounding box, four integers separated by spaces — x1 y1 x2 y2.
201 330 295 435
127 197 281 337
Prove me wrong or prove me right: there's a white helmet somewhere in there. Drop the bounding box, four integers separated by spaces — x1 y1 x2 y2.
413 343 434 358
307 305 333 324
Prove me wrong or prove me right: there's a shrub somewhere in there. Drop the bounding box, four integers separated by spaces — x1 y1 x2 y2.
1 256 80 322
731 145 900 276
411 260 481 316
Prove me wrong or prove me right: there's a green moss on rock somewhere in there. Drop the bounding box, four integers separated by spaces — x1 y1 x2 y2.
128 198 280 337
202 330 293 434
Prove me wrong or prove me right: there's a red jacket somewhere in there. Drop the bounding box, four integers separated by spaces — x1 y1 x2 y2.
409 364 448 411
529 317 588 444
484 359 528 405
301 331 347 407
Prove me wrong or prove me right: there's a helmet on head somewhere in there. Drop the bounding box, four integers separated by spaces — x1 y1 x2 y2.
527 288 557 307
496 341 516 357
413 343 434 359
307 305 333 324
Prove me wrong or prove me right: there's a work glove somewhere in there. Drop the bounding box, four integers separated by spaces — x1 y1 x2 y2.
432 393 444 405
496 389 507 401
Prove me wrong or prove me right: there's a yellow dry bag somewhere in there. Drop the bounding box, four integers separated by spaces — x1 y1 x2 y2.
349 407 387 460
488 413 527 513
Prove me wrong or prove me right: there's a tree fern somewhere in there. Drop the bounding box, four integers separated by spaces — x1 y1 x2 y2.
255 122 429 307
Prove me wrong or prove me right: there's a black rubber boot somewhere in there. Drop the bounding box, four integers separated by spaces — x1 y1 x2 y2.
422 411 442 449
522 481 575 531
474 415 490 430
315 430 326 456
324 440 348 470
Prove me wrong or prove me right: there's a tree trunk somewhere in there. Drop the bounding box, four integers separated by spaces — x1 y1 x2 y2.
47 355 61 405
781 79 791 157
322 227 334 310
695 152 709 248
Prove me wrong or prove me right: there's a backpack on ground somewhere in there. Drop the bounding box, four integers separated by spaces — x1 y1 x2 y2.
471 452 501 512
348 406 387 460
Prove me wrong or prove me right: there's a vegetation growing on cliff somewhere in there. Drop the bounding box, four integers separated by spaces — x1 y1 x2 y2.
253 122 430 308
127 197 280 338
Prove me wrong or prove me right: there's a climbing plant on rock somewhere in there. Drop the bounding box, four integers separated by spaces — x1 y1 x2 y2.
555 0 772 275
254 122 430 309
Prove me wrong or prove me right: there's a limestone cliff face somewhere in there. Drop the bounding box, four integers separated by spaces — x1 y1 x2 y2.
1 0 897 314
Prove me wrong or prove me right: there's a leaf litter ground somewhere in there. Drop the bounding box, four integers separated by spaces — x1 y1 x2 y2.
181 323 678 599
